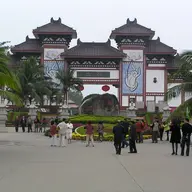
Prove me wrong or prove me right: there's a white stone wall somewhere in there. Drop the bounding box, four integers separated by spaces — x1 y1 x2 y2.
146 69 165 93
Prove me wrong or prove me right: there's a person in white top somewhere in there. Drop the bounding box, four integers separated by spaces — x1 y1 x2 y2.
67 121 73 144
57 119 68 147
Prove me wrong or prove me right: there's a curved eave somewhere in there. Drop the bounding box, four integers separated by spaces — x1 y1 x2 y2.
145 51 177 56
32 30 77 39
64 55 125 59
110 32 155 39
11 49 41 53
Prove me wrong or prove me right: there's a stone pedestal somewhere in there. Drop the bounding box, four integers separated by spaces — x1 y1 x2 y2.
0 104 8 133
126 106 137 119
28 104 38 121
59 104 70 119
162 106 171 122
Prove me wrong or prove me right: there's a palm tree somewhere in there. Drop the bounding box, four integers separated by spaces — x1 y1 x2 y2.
16 57 51 106
167 51 192 100
56 68 83 106
0 42 22 105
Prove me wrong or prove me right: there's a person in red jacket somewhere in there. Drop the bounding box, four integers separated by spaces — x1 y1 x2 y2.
136 120 145 143
50 121 57 147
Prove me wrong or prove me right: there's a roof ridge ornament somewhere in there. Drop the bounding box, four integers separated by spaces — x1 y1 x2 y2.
77 38 82 45
133 18 137 24
126 18 130 24
106 39 111 46
157 37 160 42
50 17 54 23
26 35 29 41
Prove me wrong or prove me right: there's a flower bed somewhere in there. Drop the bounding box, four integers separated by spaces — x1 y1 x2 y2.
72 133 152 141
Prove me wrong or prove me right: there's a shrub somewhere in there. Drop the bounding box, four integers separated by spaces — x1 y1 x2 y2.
69 115 127 124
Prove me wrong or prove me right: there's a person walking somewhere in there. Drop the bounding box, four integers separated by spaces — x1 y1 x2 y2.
84 121 94 147
181 118 192 156
66 120 73 144
57 119 68 147
159 121 164 141
42 118 47 133
121 119 129 148
50 121 57 147
164 122 170 141
20 116 26 132
151 119 160 143
97 121 104 142
34 116 40 133
129 121 137 153
14 116 20 132
113 121 124 155
136 120 144 143
170 119 181 155
27 116 33 133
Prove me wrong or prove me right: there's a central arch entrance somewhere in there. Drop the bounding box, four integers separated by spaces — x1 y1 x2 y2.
63 39 125 114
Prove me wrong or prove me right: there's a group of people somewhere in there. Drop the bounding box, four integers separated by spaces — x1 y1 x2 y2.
14 116 47 133
50 118 73 147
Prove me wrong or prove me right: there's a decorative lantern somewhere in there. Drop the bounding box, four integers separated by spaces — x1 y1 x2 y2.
79 85 84 91
102 85 110 92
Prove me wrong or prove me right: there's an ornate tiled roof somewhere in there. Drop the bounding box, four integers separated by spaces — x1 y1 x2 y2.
110 18 155 39
63 39 126 58
146 37 176 55
33 18 77 38
11 36 41 53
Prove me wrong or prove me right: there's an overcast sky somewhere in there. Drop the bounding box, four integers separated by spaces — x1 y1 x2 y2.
1 0 192 97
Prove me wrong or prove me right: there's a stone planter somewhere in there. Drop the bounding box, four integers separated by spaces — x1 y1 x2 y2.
0 104 8 133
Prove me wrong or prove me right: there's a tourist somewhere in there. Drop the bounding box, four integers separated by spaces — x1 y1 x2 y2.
42 118 47 133
50 121 57 147
151 119 160 143
113 121 124 155
181 118 192 156
57 118 68 147
66 120 73 144
97 121 104 142
129 121 137 153
14 116 20 132
34 116 40 132
170 119 181 155
159 121 164 141
84 121 94 147
121 119 129 148
164 122 170 141
136 120 144 143
20 116 26 132
27 116 33 133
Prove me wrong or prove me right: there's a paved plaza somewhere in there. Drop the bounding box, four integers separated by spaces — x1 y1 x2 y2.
0 128 192 192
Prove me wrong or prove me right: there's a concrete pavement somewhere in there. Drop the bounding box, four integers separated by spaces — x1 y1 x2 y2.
0 128 192 192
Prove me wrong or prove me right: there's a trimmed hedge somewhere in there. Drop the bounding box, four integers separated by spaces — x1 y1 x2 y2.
69 114 127 124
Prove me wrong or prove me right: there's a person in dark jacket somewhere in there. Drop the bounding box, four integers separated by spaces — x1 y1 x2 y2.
20 116 26 132
170 118 181 155
113 121 124 155
181 118 192 156
121 119 129 148
15 116 20 132
129 121 137 153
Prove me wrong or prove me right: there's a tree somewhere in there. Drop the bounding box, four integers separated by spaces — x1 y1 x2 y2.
0 42 22 105
56 68 83 106
167 51 192 100
16 57 51 106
